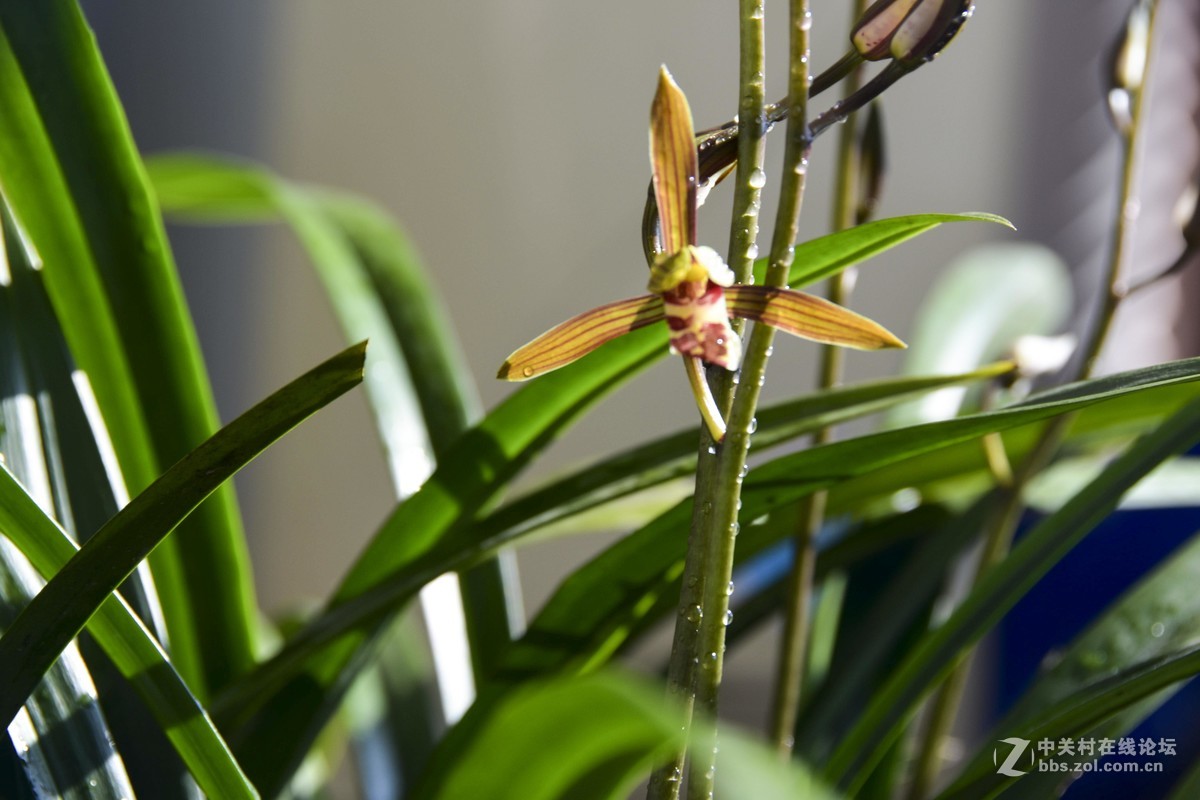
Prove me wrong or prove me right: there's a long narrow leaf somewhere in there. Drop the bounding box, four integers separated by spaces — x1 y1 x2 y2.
482 364 1013 545
148 153 510 754
0 342 365 731
0 0 257 694
413 671 833 800
823 398 1200 791
210 209 1009 791
940 644 1200 799
940 526 1200 797
0 470 258 799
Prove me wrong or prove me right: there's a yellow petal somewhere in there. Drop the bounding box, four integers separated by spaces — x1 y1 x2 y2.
650 66 698 255
497 295 665 380
726 286 906 350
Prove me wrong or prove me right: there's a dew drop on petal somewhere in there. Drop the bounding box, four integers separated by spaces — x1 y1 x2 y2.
685 604 704 624
522 366 535 377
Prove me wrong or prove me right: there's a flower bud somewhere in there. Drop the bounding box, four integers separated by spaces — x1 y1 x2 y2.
852 0 974 66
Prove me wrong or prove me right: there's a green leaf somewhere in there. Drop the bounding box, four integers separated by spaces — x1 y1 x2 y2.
822 397 1200 791
0 342 365 733
0 0 257 695
756 212 1014 289
420 360 1200 792
413 671 834 800
1026 456 1200 512
148 152 517 752
211 210 1011 792
483 364 1013 549
0 227 135 798
939 644 1200 800
886 241 1071 428
941 526 1200 798
0 469 259 800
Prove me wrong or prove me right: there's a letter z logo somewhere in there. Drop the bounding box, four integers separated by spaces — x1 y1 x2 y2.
994 737 1034 777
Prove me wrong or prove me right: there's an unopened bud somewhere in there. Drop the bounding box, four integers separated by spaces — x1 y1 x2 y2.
852 0 975 66
1106 0 1153 134
1011 334 1077 380
856 103 887 224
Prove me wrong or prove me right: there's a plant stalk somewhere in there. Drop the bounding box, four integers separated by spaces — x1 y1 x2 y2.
768 0 870 755
647 1 767 796
683 2 810 797
907 8 1159 789
1081 0 1158 379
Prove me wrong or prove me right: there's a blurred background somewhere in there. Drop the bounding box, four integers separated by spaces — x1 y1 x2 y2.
80 0 1200 792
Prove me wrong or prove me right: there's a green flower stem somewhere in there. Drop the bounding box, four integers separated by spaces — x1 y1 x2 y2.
769 0 869 754
647 3 766 797
685 2 810 798
1081 0 1158 379
725 0 769 295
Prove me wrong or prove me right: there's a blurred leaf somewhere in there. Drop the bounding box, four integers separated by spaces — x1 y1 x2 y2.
940 644 1200 800
0 342 365 733
0 0 256 695
1026 456 1200 512
149 152 513 763
802 357 1200 517
943 525 1200 798
412 671 834 800
823 398 1200 791
887 242 1071 427
793 500 993 761
214 211 999 792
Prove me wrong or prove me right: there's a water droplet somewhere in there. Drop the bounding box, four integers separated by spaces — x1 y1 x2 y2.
705 766 717 781
666 767 682 783
798 10 813 30
729 522 740 537
740 464 750 477
748 168 767 189
686 574 699 588
765 345 774 357
748 417 758 433
685 604 704 624
1151 622 1166 638
706 445 718 456
724 609 734 626
522 366 535 377
708 651 719 661
749 5 764 20
726 581 735 596
746 244 759 260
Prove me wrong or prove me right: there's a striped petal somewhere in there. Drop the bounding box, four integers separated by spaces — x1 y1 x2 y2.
726 286 906 350
650 66 698 255
498 295 665 380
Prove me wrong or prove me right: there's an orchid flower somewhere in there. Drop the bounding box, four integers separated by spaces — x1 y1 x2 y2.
498 68 904 440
